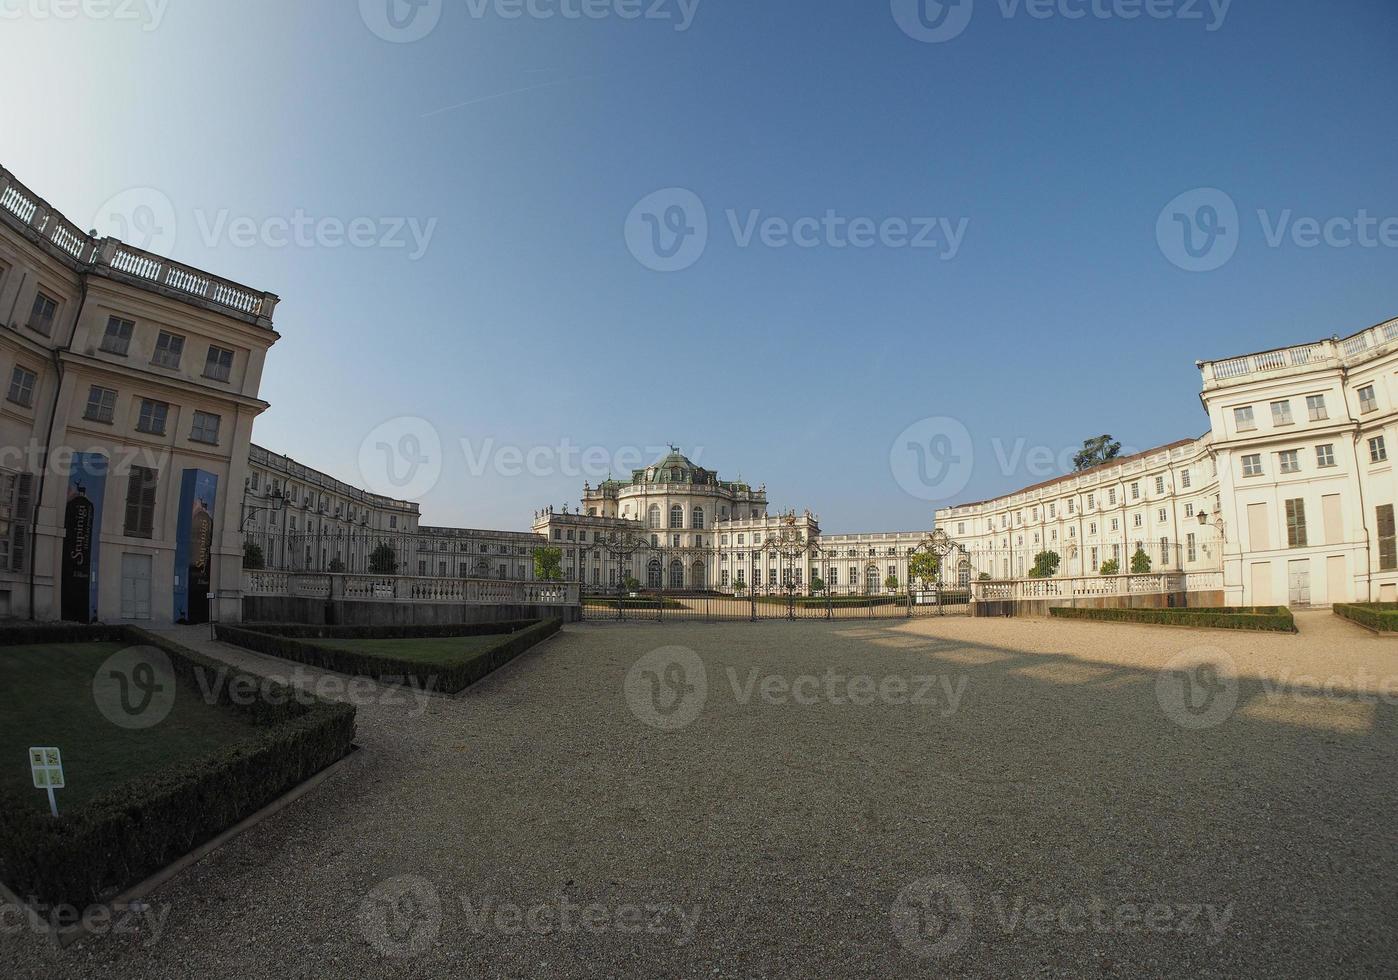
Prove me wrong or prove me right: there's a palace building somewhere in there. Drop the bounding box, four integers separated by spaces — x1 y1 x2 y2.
936 315 1398 607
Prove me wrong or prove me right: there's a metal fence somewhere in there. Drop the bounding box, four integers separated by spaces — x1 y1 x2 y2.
580 587 971 623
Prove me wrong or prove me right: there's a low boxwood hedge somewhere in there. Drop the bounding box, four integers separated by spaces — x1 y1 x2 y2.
0 625 356 909
216 618 562 694
1333 603 1398 634
1048 605 1297 633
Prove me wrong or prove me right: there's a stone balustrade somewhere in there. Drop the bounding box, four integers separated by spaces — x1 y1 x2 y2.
971 570 1222 603
242 571 580 606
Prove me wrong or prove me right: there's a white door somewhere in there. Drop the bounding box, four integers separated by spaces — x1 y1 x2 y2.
120 553 152 620
1288 559 1311 608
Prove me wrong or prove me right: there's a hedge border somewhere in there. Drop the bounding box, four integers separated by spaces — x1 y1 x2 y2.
215 618 562 694
0 625 356 909
1048 605 1297 633
1333 603 1398 634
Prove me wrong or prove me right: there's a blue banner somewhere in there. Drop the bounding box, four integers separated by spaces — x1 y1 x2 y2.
174 469 219 624
61 453 108 623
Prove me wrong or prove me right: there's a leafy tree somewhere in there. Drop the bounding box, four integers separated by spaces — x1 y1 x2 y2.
623 576 640 592
534 547 564 582
1029 550 1061 579
978 572 992 581
885 573 899 591
1073 435 1123 472
1130 546 1153 574
907 551 941 588
242 541 265 570
809 575 825 595
1099 558 1121 576
327 557 346 573
368 544 396 574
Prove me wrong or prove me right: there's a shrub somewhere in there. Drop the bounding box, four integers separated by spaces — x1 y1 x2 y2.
368 544 396 574
243 541 265 570
1333 603 1398 633
1130 546 1152 574
1029 551 1060 579
0 626 355 909
1049 606 1296 633
1099 559 1121 576
216 619 562 694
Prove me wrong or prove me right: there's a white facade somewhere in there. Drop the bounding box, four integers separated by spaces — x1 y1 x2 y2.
935 315 1398 607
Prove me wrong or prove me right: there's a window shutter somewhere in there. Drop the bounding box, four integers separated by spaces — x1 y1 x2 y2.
10 473 33 571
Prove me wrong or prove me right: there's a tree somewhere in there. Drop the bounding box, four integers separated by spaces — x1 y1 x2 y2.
885 572 899 592
978 572 992 581
1099 558 1121 576
327 557 346 573
809 575 825 595
1029 550 1061 578
242 541 265 570
623 576 640 593
369 543 396 574
1130 545 1153 574
907 551 941 588
1074 435 1123 472
534 547 564 582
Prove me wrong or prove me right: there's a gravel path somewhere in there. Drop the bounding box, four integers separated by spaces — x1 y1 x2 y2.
3 612 1395 978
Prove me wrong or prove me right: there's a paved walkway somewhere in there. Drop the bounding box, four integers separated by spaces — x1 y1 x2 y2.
3 616 1395 978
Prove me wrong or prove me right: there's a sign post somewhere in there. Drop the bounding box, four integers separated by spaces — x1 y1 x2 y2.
29 747 64 817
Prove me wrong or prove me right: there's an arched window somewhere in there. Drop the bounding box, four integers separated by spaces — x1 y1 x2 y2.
647 559 662 589
693 507 705 529
669 560 684 589
669 505 684 529
647 505 661 530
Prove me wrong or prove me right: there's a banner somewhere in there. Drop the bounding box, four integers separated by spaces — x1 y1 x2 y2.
61 453 108 623
174 469 219 624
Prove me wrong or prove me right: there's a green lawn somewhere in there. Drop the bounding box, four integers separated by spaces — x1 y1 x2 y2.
0 643 260 814
307 634 507 666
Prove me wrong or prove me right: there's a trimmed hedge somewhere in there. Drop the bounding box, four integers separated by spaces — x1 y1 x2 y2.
216 618 562 694
583 598 686 610
753 595 910 608
0 625 356 908
1048 605 1297 633
1333 603 1398 634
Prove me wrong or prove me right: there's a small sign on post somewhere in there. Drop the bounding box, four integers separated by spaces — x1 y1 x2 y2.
29 746 64 816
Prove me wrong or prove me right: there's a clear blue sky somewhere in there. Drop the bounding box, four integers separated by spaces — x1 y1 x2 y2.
4 0 1395 532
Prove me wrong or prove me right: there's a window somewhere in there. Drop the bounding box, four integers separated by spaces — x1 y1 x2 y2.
692 507 705 529
1278 450 1301 474
190 411 221 445
1316 444 1336 468
1234 406 1256 432
1130 482 1140 500
1271 400 1294 426
100 316 134 355
1241 454 1263 478
28 292 58 336
1370 436 1388 464
123 466 158 538
1086 493 1095 509
1306 394 1328 422
1358 385 1378 414
1378 505 1397 571
647 505 660 530
1108 489 1117 506
136 398 168 435
151 331 185 369
1180 469 1191 489
203 346 235 382
0 470 35 572
1134 514 1143 528
1158 508 1168 523
669 505 683 529
1285 498 1308 548
1187 533 1197 563
1154 476 1166 495
1185 503 1195 518
6 366 36 408
84 386 117 424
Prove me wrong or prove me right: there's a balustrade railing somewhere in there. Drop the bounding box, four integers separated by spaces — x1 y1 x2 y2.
242 571 579 606
970 571 1221 604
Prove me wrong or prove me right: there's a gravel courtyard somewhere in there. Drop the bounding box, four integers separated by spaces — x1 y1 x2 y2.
3 612 1395 978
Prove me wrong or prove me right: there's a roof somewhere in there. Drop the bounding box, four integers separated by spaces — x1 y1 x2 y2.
940 436 1205 511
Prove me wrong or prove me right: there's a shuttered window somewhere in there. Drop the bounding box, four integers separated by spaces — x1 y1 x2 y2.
1378 505 1397 572
0 471 35 571
124 466 159 539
